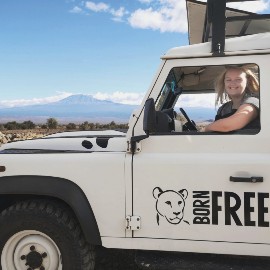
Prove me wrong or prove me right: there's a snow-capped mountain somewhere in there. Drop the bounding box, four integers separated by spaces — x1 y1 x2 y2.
55 94 114 105
0 95 137 123
0 94 216 123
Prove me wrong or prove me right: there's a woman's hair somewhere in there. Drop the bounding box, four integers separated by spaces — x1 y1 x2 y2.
215 66 259 105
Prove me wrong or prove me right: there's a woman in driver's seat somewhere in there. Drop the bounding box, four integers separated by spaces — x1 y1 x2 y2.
204 66 259 132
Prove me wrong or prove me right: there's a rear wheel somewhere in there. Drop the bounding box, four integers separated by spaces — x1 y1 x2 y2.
0 200 95 270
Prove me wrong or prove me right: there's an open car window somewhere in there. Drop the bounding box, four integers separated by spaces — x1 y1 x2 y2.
154 64 260 134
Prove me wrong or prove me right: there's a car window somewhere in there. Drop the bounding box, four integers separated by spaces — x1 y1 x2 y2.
154 64 260 134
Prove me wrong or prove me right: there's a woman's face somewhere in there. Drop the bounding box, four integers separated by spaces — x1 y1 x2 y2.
224 69 247 98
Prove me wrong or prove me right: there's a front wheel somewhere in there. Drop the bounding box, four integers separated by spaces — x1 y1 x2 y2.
0 200 95 270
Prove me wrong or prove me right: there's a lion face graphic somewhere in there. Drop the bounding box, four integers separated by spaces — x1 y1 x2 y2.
153 187 189 225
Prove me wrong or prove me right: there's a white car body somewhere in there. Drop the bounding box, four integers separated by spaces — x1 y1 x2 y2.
1 31 270 259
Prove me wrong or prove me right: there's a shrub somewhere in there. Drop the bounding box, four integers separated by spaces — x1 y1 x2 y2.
4 121 20 130
21 121 36 130
66 123 77 130
46 118 58 129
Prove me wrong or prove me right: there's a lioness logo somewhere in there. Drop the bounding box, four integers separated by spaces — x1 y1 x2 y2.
153 187 189 225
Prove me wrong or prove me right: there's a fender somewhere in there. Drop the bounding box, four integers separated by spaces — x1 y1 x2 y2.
0 175 101 245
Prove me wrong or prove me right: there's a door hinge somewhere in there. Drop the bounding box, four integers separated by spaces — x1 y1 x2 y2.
125 215 141 230
127 141 141 153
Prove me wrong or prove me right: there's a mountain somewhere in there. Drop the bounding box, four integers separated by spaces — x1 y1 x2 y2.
0 94 216 124
55 94 114 105
0 95 137 123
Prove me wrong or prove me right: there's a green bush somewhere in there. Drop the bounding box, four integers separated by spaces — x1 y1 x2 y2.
66 123 77 130
21 121 36 130
46 118 58 129
4 121 20 130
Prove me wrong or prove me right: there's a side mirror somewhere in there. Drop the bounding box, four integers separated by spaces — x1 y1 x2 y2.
143 98 156 134
130 98 155 152
143 98 173 134
131 97 173 152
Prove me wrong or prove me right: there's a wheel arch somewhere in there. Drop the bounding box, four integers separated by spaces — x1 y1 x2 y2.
0 175 101 245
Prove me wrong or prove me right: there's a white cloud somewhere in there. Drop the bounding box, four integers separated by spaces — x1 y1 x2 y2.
138 0 153 4
69 6 83 13
227 0 270 13
80 1 185 33
73 0 270 33
110 7 128 22
85 1 109 12
0 92 144 108
111 7 126 18
176 93 216 108
199 0 269 13
0 92 72 108
84 2 127 21
93 91 144 105
128 0 188 33
74 0 189 33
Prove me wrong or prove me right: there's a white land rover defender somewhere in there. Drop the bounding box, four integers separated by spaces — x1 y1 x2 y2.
1 0 270 269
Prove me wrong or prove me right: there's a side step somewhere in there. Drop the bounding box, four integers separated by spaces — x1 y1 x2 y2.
135 250 270 270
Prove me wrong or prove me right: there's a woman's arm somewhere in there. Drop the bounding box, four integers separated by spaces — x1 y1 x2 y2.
204 104 258 132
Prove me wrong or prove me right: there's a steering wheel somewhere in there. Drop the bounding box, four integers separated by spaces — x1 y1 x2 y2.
160 108 176 132
180 108 198 131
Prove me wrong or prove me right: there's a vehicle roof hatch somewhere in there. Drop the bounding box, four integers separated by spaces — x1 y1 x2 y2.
187 0 270 56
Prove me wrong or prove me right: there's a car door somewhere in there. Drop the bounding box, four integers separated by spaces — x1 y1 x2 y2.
131 56 270 255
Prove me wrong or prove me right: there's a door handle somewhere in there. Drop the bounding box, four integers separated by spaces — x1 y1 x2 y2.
230 176 263 183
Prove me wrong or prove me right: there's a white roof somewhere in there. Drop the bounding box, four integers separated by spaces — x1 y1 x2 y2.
163 32 270 59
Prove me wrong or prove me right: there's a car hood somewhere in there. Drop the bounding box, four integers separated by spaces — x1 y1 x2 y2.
0 130 127 153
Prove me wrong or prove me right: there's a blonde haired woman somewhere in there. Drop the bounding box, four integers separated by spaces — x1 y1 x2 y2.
204 66 260 132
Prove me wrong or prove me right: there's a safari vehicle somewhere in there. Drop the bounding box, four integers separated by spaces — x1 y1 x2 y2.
1 0 270 269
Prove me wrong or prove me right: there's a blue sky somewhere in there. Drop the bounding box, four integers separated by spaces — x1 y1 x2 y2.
1 0 270 107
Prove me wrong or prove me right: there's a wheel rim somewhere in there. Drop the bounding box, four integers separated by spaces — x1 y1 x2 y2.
1 230 62 270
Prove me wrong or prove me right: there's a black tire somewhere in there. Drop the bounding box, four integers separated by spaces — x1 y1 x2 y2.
0 200 95 270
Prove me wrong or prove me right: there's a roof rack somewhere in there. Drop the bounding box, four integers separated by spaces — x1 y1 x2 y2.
202 0 270 56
